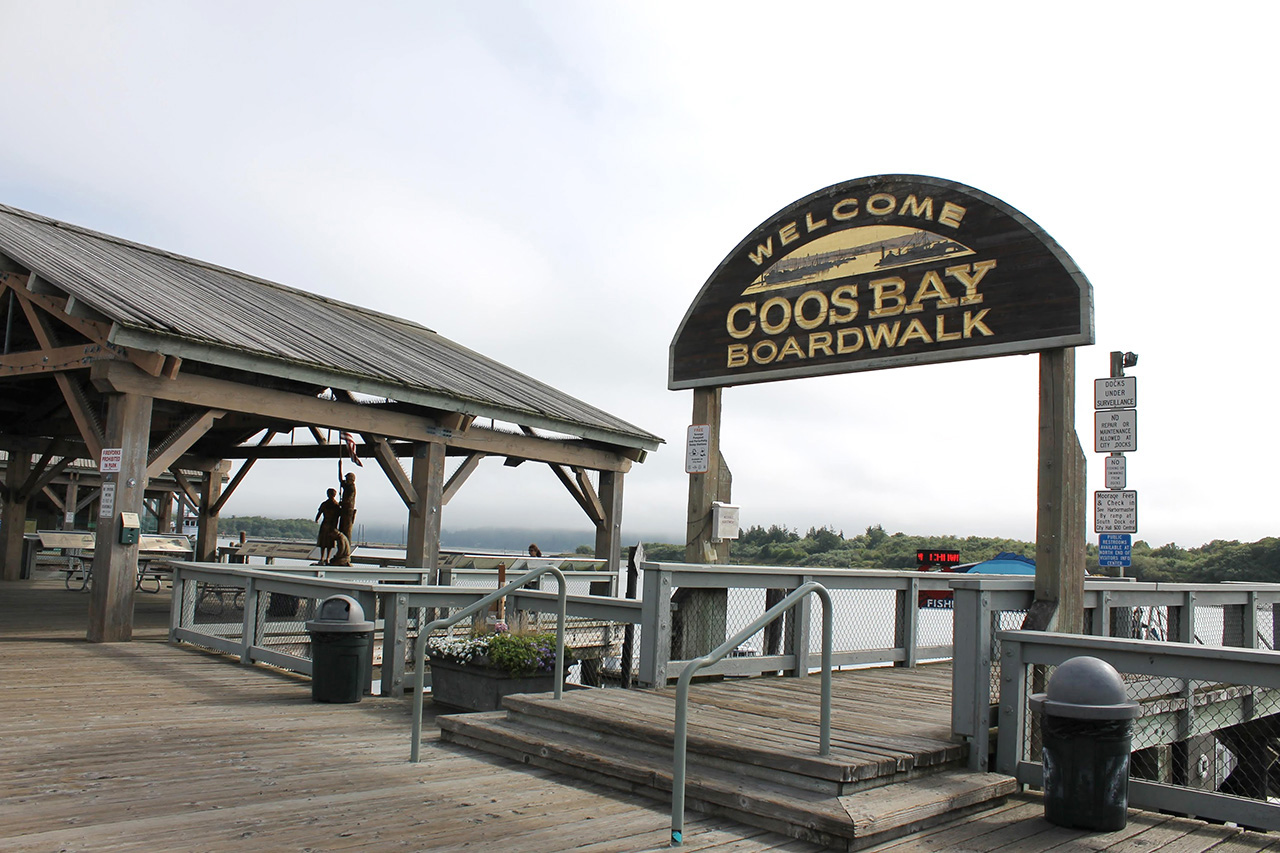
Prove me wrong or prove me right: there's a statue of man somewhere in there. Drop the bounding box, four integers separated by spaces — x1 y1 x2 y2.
315 488 341 565
338 472 357 541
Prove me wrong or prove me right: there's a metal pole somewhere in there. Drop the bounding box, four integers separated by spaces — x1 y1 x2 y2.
410 565 566 762
671 581 832 845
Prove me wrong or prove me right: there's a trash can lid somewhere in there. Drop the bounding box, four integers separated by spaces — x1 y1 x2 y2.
305 594 375 632
1028 655 1140 719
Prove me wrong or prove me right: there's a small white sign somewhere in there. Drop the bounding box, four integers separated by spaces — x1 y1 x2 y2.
1105 455 1127 490
685 425 711 474
64 512 76 526
1094 377 1137 410
1095 409 1137 453
99 482 116 518
1095 490 1137 533
100 448 123 473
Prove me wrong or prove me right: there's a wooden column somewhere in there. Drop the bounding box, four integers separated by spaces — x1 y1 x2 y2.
63 476 80 529
677 387 730 661
685 387 729 564
194 462 228 563
87 392 153 642
406 441 445 578
1028 348 1086 633
156 489 173 534
2 451 32 581
595 470 624 577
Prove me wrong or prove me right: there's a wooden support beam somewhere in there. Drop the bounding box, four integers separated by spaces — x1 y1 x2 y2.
13 290 106 458
91 360 635 472
209 430 275 516
42 485 65 511
574 467 606 524
0 342 129 375
1 452 31 581
548 463 602 525
1028 347 1086 633
18 274 166 377
169 468 199 507
442 453 485 506
24 452 75 501
87 392 153 640
194 462 229 563
145 408 227 480
366 433 417 508
595 470 624 576
75 487 101 513
406 442 445 572
686 386 729 564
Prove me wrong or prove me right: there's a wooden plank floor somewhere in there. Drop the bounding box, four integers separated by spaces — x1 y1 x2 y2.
2 579 1276 852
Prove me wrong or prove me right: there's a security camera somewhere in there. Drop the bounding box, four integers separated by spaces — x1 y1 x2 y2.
1122 352 1138 368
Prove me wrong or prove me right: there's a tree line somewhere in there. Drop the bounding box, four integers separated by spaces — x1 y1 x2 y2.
220 515 1280 584
642 524 1280 584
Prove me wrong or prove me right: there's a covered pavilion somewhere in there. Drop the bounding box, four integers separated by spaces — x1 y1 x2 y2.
0 202 661 641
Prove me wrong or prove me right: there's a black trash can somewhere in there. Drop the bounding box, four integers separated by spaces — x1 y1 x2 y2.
1030 656 1140 831
305 595 374 704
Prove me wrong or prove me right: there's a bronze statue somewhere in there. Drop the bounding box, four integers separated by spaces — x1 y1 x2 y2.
329 531 353 567
315 488 341 564
338 472 357 541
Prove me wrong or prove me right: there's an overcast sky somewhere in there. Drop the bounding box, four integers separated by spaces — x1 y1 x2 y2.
2 2 1276 549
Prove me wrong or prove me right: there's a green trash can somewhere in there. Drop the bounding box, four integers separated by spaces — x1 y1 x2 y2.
306 595 374 704
1030 656 1140 831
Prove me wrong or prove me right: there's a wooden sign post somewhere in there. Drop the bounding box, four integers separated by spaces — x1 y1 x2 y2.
670 175 1095 636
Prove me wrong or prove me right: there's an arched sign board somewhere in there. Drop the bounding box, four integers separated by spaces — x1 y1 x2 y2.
669 175 1094 389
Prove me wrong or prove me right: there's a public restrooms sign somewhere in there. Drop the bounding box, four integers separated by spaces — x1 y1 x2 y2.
669 175 1094 389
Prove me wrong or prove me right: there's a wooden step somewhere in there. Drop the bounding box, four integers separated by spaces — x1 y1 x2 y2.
498 689 961 794
438 708 1016 851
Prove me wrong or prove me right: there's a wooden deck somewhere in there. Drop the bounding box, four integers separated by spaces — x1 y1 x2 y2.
2 580 1277 852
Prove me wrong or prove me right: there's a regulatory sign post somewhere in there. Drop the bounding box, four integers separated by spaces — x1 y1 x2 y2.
1095 490 1137 533
1093 353 1138 572
1098 533 1132 568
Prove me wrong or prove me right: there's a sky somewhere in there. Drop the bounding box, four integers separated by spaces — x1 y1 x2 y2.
2 1 1276 549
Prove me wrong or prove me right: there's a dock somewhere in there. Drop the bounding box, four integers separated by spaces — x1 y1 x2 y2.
3 580 1277 852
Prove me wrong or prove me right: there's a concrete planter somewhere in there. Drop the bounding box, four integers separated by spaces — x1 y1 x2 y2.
427 656 558 712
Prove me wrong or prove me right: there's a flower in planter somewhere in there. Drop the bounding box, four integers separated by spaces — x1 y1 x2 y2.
426 626 570 677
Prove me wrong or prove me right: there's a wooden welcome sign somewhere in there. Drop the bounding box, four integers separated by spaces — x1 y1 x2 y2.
669 175 1094 389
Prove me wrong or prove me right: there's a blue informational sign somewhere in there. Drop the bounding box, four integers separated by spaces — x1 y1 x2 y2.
1098 533 1132 568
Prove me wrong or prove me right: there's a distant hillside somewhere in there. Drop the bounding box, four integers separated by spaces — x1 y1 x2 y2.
217 516 1280 583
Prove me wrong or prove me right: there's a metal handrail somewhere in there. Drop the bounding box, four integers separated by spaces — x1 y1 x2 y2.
670 581 833 847
410 565 567 762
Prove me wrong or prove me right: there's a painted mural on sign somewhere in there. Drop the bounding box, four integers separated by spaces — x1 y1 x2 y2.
669 175 1094 389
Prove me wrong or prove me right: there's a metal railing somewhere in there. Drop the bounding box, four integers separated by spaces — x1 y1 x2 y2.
951 577 1280 771
670 581 833 847
638 563 956 687
997 630 1280 830
410 565 567 762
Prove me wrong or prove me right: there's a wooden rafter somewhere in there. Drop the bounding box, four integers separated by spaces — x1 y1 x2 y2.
41 485 65 511
442 453 485 506
146 408 227 480
332 389 419 508
168 468 200 508
12 273 166 376
210 430 276 515
0 342 129 376
12 283 106 458
91 361 635 473
74 488 101 513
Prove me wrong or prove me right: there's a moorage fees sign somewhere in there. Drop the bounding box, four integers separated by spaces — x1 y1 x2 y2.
669 175 1095 389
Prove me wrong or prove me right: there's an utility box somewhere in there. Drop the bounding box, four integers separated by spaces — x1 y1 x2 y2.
711 502 740 541
119 512 141 545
